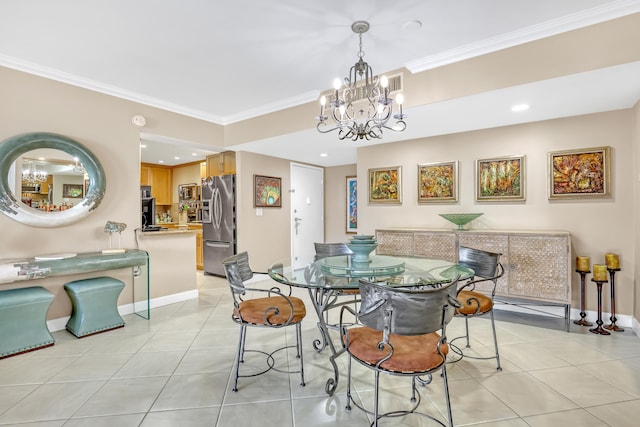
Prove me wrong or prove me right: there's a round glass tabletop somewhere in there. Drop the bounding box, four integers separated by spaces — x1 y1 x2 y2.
269 255 474 291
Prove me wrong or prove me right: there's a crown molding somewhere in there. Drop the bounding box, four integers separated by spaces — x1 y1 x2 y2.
405 0 640 73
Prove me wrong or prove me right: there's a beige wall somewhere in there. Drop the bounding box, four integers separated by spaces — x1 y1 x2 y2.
324 164 357 243
357 110 634 316
0 66 223 319
235 151 292 271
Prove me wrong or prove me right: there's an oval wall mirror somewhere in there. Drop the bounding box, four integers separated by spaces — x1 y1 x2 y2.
0 132 106 227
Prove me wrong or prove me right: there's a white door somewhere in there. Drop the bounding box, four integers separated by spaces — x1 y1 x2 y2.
291 163 324 270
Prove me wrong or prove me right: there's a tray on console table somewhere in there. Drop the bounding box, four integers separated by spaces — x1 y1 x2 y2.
0 249 150 319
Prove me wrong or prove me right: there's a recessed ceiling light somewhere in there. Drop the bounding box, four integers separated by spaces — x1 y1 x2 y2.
192 153 197 156
140 144 147 148
320 153 328 157
511 103 530 112
174 156 180 160
158 160 164 163
403 20 422 32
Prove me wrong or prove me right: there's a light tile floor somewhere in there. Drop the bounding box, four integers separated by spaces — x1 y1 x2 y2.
1 272 640 426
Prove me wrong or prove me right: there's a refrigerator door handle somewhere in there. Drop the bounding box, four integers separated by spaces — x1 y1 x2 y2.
213 187 222 230
205 241 230 248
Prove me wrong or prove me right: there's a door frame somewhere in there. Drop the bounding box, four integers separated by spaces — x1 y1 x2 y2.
290 162 324 267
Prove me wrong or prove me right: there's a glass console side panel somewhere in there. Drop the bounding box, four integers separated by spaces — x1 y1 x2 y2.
132 250 150 319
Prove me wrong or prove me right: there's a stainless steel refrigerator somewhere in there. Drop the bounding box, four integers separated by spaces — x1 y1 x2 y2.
201 174 236 276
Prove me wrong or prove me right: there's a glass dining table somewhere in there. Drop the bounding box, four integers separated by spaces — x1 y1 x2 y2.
268 254 475 395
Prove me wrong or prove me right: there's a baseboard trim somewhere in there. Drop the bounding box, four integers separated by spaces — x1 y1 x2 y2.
46 289 199 332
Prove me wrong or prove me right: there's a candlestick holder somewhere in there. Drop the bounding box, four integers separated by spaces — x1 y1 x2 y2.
604 268 623 332
573 270 592 326
589 279 610 335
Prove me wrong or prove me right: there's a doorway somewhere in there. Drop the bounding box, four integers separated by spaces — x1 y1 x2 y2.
290 163 324 270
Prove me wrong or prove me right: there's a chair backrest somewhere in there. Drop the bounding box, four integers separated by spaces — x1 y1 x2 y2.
458 246 501 279
357 279 460 336
314 242 353 260
222 251 254 294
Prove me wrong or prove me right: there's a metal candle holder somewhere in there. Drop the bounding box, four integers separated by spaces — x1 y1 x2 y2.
604 268 623 332
589 278 610 335
573 270 592 326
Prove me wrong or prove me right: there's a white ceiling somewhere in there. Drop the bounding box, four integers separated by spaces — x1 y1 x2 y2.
2 0 640 167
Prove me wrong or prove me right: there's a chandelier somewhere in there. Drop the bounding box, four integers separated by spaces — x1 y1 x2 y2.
22 161 48 184
316 21 406 141
72 157 86 174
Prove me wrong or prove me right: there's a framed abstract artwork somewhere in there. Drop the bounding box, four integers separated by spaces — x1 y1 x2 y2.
548 146 610 199
254 175 281 207
476 155 525 201
418 161 458 203
368 166 401 204
62 183 84 198
346 176 357 233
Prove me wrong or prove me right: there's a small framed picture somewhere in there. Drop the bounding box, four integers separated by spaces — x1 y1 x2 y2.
346 176 357 233
476 155 525 202
62 183 84 198
548 146 611 199
418 161 458 203
368 166 401 204
254 175 281 207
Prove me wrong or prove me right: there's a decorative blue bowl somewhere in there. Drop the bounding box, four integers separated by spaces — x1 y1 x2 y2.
347 242 377 263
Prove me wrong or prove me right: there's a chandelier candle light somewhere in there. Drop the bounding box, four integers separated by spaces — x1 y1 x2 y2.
316 21 406 141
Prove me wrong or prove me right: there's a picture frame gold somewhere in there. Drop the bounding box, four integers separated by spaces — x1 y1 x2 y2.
548 146 611 199
368 166 401 204
476 155 525 202
418 161 458 203
346 176 357 233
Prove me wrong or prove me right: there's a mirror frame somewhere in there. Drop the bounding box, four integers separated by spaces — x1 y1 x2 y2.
0 132 106 227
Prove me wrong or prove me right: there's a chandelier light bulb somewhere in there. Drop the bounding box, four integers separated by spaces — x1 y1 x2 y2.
320 96 326 106
380 75 388 88
396 94 404 105
333 78 342 90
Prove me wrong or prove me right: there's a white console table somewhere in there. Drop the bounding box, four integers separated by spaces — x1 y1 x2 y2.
0 249 150 319
376 228 572 330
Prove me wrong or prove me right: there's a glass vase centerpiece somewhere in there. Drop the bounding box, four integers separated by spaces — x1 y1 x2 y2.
438 213 483 231
346 235 378 263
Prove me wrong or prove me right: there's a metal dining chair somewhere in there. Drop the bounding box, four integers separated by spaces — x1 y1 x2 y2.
222 251 306 391
340 277 461 427
451 246 505 370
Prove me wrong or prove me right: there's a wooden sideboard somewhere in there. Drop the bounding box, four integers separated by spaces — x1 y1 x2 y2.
376 228 572 327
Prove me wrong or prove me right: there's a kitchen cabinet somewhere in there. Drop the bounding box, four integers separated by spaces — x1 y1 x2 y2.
40 176 53 194
200 162 207 180
140 163 172 205
206 151 235 176
376 228 572 327
195 229 203 270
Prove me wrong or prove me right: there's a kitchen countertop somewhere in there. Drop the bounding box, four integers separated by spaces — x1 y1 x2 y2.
139 228 199 236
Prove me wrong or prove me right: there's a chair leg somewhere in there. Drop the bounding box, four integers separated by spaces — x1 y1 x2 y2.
233 324 246 392
490 310 502 371
296 323 306 386
345 354 353 411
441 365 454 427
373 370 381 427
464 316 471 348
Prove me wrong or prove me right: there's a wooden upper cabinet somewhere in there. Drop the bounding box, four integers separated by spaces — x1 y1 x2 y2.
140 165 152 186
140 163 172 205
200 162 207 180
206 151 235 176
